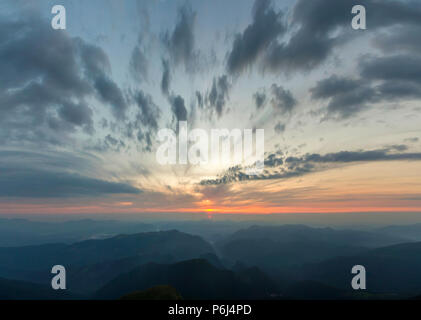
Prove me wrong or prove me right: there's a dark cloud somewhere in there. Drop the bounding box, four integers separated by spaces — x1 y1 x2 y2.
0 151 141 197
404 137 419 143
0 150 99 173
310 75 376 119
301 148 421 163
161 58 171 96
264 31 334 74
274 122 286 134
58 101 94 134
388 144 409 152
0 168 140 198
226 0 284 75
270 84 296 114
170 95 188 122
0 21 88 93
263 0 357 73
132 90 161 152
376 80 421 101
105 134 120 147
265 151 284 167
0 15 128 146
93 76 128 120
0 18 92 143
136 130 153 152
207 75 230 118
200 146 421 185
360 55 421 84
312 53 421 119
196 91 204 109
77 38 110 78
374 26 421 54
104 134 126 151
365 0 421 28
163 3 196 71
200 163 314 186
133 91 160 131
253 90 267 110
130 43 148 82
228 0 421 75
77 40 128 119
265 0 421 74
310 76 362 99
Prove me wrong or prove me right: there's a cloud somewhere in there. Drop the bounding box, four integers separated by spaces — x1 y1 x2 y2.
207 75 231 118
301 148 421 163
0 169 141 198
360 54 421 84
196 91 204 109
270 84 296 114
161 58 171 96
136 130 153 153
365 0 421 28
310 76 362 99
311 54 421 119
262 0 355 74
132 90 161 152
253 90 267 110
0 151 141 198
93 76 128 120
266 0 421 74
130 40 148 82
104 134 126 152
0 15 129 146
310 75 376 119
0 18 93 143
77 40 128 120
76 38 111 78
170 95 188 122
200 146 421 185
163 3 196 72
58 101 94 133
226 0 284 75
274 122 286 134
227 0 421 76
374 25 421 54
404 137 419 143
133 91 160 131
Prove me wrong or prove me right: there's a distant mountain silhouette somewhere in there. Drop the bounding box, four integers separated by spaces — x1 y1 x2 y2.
95 259 280 300
377 223 421 241
297 241 421 296
0 230 215 287
219 237 366 273
216 225 406 281
67 255 170 294
0 218 154 246
120 285 182 300
67 252 224 294
219 225 406 248
0 223 419 300
0 218 254 247
0 277 77 300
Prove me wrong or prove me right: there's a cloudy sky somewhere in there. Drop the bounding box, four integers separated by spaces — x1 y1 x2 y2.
1 0 421 220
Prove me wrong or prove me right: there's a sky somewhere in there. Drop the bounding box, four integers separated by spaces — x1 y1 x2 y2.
1 0 421 222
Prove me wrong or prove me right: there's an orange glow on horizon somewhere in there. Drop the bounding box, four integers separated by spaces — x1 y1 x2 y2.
1 202 421 215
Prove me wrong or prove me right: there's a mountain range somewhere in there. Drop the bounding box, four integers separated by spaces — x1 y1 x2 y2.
0 222 420 300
